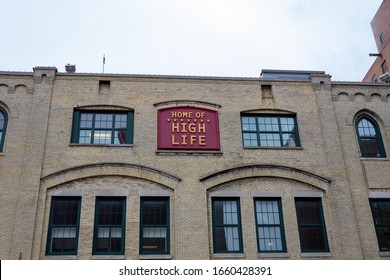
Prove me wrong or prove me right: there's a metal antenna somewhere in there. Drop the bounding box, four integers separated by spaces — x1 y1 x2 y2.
102 54 106 73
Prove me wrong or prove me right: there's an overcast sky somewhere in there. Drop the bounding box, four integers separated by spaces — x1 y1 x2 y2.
0 0 383 81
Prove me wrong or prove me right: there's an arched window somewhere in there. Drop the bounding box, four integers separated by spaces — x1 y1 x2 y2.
0 107 8 152
356 115 386 158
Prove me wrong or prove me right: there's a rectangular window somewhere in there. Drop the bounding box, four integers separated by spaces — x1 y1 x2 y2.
241 114 300 147
140 197 170 254
382 60 389 74
295 198 329 252
71 110 134 145
254 198 286 252
0 108 8 152
212 198 243 253
93 197 126 255
46 197 81 255
369 199 390 252
380 32 385 45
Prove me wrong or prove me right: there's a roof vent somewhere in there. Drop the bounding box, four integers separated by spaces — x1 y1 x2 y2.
65 64 76 73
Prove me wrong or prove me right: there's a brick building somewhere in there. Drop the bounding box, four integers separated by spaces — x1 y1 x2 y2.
363 0 390 82
0 67 389 260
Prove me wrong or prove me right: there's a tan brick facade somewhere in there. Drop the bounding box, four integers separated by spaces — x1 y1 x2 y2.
0 67 389 260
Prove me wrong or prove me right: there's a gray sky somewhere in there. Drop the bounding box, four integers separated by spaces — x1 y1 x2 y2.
0 0 383 81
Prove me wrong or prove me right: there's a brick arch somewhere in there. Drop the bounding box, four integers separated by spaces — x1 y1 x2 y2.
153 100 221 109
241 108 296 114
41 162 181 190
0 99 17 118
337 92 350 101
346 108 387 126
76 104 134 110
0 84 8 95
15 84 28 94
200 164 331 192
354 92 366 97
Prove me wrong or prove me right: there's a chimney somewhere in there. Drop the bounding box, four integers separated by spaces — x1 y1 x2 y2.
65 64 76 73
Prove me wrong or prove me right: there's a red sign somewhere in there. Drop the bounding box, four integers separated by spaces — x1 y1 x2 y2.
157 106 220 150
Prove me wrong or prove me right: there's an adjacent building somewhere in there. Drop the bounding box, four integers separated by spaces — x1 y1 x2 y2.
0 67 389 260
363 0 390 82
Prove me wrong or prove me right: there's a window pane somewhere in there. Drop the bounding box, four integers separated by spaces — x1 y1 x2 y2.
380 32 385 44
98 227 110 238
96 238 109 252
260 133 281 147
258 226 282 251
212 199 242 253
295 198 328 252
298 227 327 251
214 227 241 252
115 114 127 128
0 108 8 151
260 117 279 132
142 227 167 253
51 236 76 253
370 200 390 251
141 198 169 254
358 119 376 136
371 201 390 224
95 114 113 128
98 200 123 225
94 198 125 254
80 113 93 128
111 227 122 238
242 115 300 147
143 200 167 225
375 227 390 251
282 133 297 147
241 116 256 131
357 117 385 158
360 138 381 158
214 200 225 224
52 199 79 225
243 133 257 146
255 199 285 252
214 200 238 225
114 131 127 144
47 198 80 255
74 111 132 145
296 199 322 224
93 130 112 144
79 130 92 144
382 60 388 73
281 122 295 132
52 227 76 238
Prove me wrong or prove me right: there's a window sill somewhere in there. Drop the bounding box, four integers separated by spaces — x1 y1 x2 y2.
44 255 78 260
156 150 223 156
301 252 332 258
360 157 388 161
211 253 246 259
91 255 125 260
139 254 172 260
0 153 4 156
379 252 390 257
258 252 290 258
243 146 303 150
70 143 134 148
